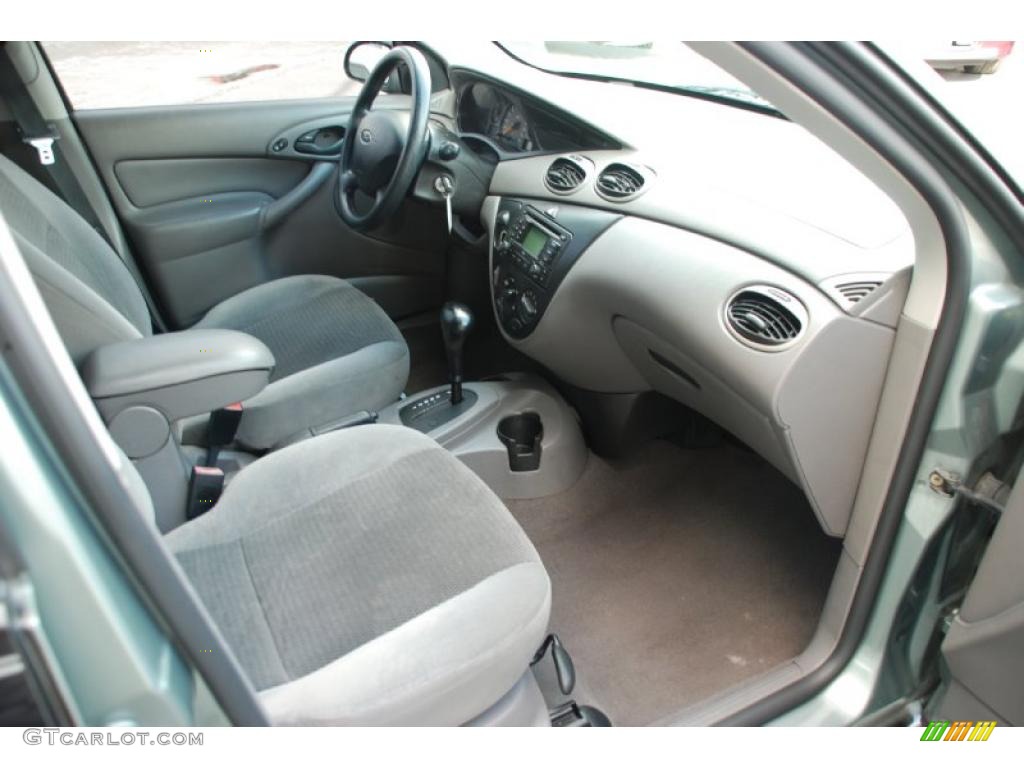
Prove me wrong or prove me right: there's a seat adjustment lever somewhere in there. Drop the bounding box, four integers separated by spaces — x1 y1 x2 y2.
531 633 576 696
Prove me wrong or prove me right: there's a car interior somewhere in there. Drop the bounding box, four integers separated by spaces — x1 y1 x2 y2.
0 40 928 726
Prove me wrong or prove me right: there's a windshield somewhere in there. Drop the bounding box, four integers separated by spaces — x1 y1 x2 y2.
495 42 780 115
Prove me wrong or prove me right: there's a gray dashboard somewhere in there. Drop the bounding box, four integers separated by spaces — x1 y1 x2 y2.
433 59 917 537
479 138 913 537
490 150 913 298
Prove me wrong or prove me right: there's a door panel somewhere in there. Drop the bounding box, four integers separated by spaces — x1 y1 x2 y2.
934 477 1024 725
128 191 269 324
74 99 446 329
114 157 308 208
77 100 360 159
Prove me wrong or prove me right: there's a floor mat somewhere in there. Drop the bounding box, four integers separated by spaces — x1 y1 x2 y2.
506 439 841 726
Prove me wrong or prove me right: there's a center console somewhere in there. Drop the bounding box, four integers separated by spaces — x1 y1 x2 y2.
491 198 619 339
377 373 588 500
370 299 589 500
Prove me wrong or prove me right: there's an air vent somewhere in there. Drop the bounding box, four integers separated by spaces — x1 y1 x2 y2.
725 287 806 349
819 273 892 311
835 280 883 304
545 157 587 194
596 163 647 200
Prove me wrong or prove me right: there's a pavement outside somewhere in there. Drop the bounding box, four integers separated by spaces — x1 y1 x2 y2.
43 41 361 109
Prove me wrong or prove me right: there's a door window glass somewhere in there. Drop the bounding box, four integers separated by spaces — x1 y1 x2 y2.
43 41 360 109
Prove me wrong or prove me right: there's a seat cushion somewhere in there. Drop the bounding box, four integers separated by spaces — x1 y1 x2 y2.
166 425 551 725
193 275 409 449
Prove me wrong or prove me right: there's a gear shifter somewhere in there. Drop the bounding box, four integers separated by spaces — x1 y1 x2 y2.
398 303 478 431
440 302 474 405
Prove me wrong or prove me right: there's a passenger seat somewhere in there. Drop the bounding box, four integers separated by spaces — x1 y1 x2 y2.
140 423 549 725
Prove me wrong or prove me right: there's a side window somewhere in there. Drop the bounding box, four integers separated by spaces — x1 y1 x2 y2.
43 42 361 110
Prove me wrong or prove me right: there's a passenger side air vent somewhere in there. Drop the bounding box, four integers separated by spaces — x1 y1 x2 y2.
595 163 648 201
725 286 807 350
544 156 588 194
835 280 883 305
819 272 892 312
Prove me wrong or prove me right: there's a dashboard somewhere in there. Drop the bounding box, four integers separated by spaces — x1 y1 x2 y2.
444 68 915 541
454 76 621 155
475 144 912 542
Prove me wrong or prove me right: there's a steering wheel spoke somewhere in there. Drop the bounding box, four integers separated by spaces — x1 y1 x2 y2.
339 169 359 193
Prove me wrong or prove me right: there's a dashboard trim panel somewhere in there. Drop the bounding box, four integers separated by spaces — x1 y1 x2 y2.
489 149 914 302
484 197 897 537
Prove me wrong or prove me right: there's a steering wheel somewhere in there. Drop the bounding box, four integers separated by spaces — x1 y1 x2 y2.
336 46 432 230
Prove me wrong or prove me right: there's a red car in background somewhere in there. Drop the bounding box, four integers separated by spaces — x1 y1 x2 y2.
925 40 1014 74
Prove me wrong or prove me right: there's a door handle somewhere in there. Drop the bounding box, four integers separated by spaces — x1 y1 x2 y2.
260 161 334 231
294 126 346 156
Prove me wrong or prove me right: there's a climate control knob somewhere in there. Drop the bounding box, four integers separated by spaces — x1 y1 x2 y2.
520 291 538 318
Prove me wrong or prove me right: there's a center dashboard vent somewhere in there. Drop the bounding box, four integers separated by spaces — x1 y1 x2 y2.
725 286 807 349
595 163 647 200
545 156 588 194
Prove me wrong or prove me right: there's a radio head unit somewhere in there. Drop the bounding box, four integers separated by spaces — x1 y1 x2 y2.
491 198 619 340
497 205 572 287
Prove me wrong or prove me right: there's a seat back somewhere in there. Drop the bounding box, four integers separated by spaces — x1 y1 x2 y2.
0 154 151 363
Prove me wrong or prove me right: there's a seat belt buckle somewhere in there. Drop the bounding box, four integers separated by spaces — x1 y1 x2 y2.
206 402 244 466
23 135 56 166
208 402 244 446
187 465 225 520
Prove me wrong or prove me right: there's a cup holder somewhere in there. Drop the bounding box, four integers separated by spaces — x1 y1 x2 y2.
497 411 543 472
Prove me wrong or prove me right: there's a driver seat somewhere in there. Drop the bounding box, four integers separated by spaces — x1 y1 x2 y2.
0 153 410 450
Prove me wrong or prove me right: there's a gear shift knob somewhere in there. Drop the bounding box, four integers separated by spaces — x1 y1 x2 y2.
440 302 474 405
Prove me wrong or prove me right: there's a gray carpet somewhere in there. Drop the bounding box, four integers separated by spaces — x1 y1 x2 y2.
507 439 841 726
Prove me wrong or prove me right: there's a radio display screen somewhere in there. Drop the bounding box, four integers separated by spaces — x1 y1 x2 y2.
521 225 548 258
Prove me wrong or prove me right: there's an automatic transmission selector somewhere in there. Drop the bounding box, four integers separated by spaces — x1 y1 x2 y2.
440 301 474 405
398 302 478 433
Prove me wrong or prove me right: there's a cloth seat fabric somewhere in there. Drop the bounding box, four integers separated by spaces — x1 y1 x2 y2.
193 274 408 448
0 153 410 450
165 424 552 725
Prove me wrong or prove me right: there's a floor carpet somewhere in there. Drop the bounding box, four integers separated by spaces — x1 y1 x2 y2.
507 439 841 726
